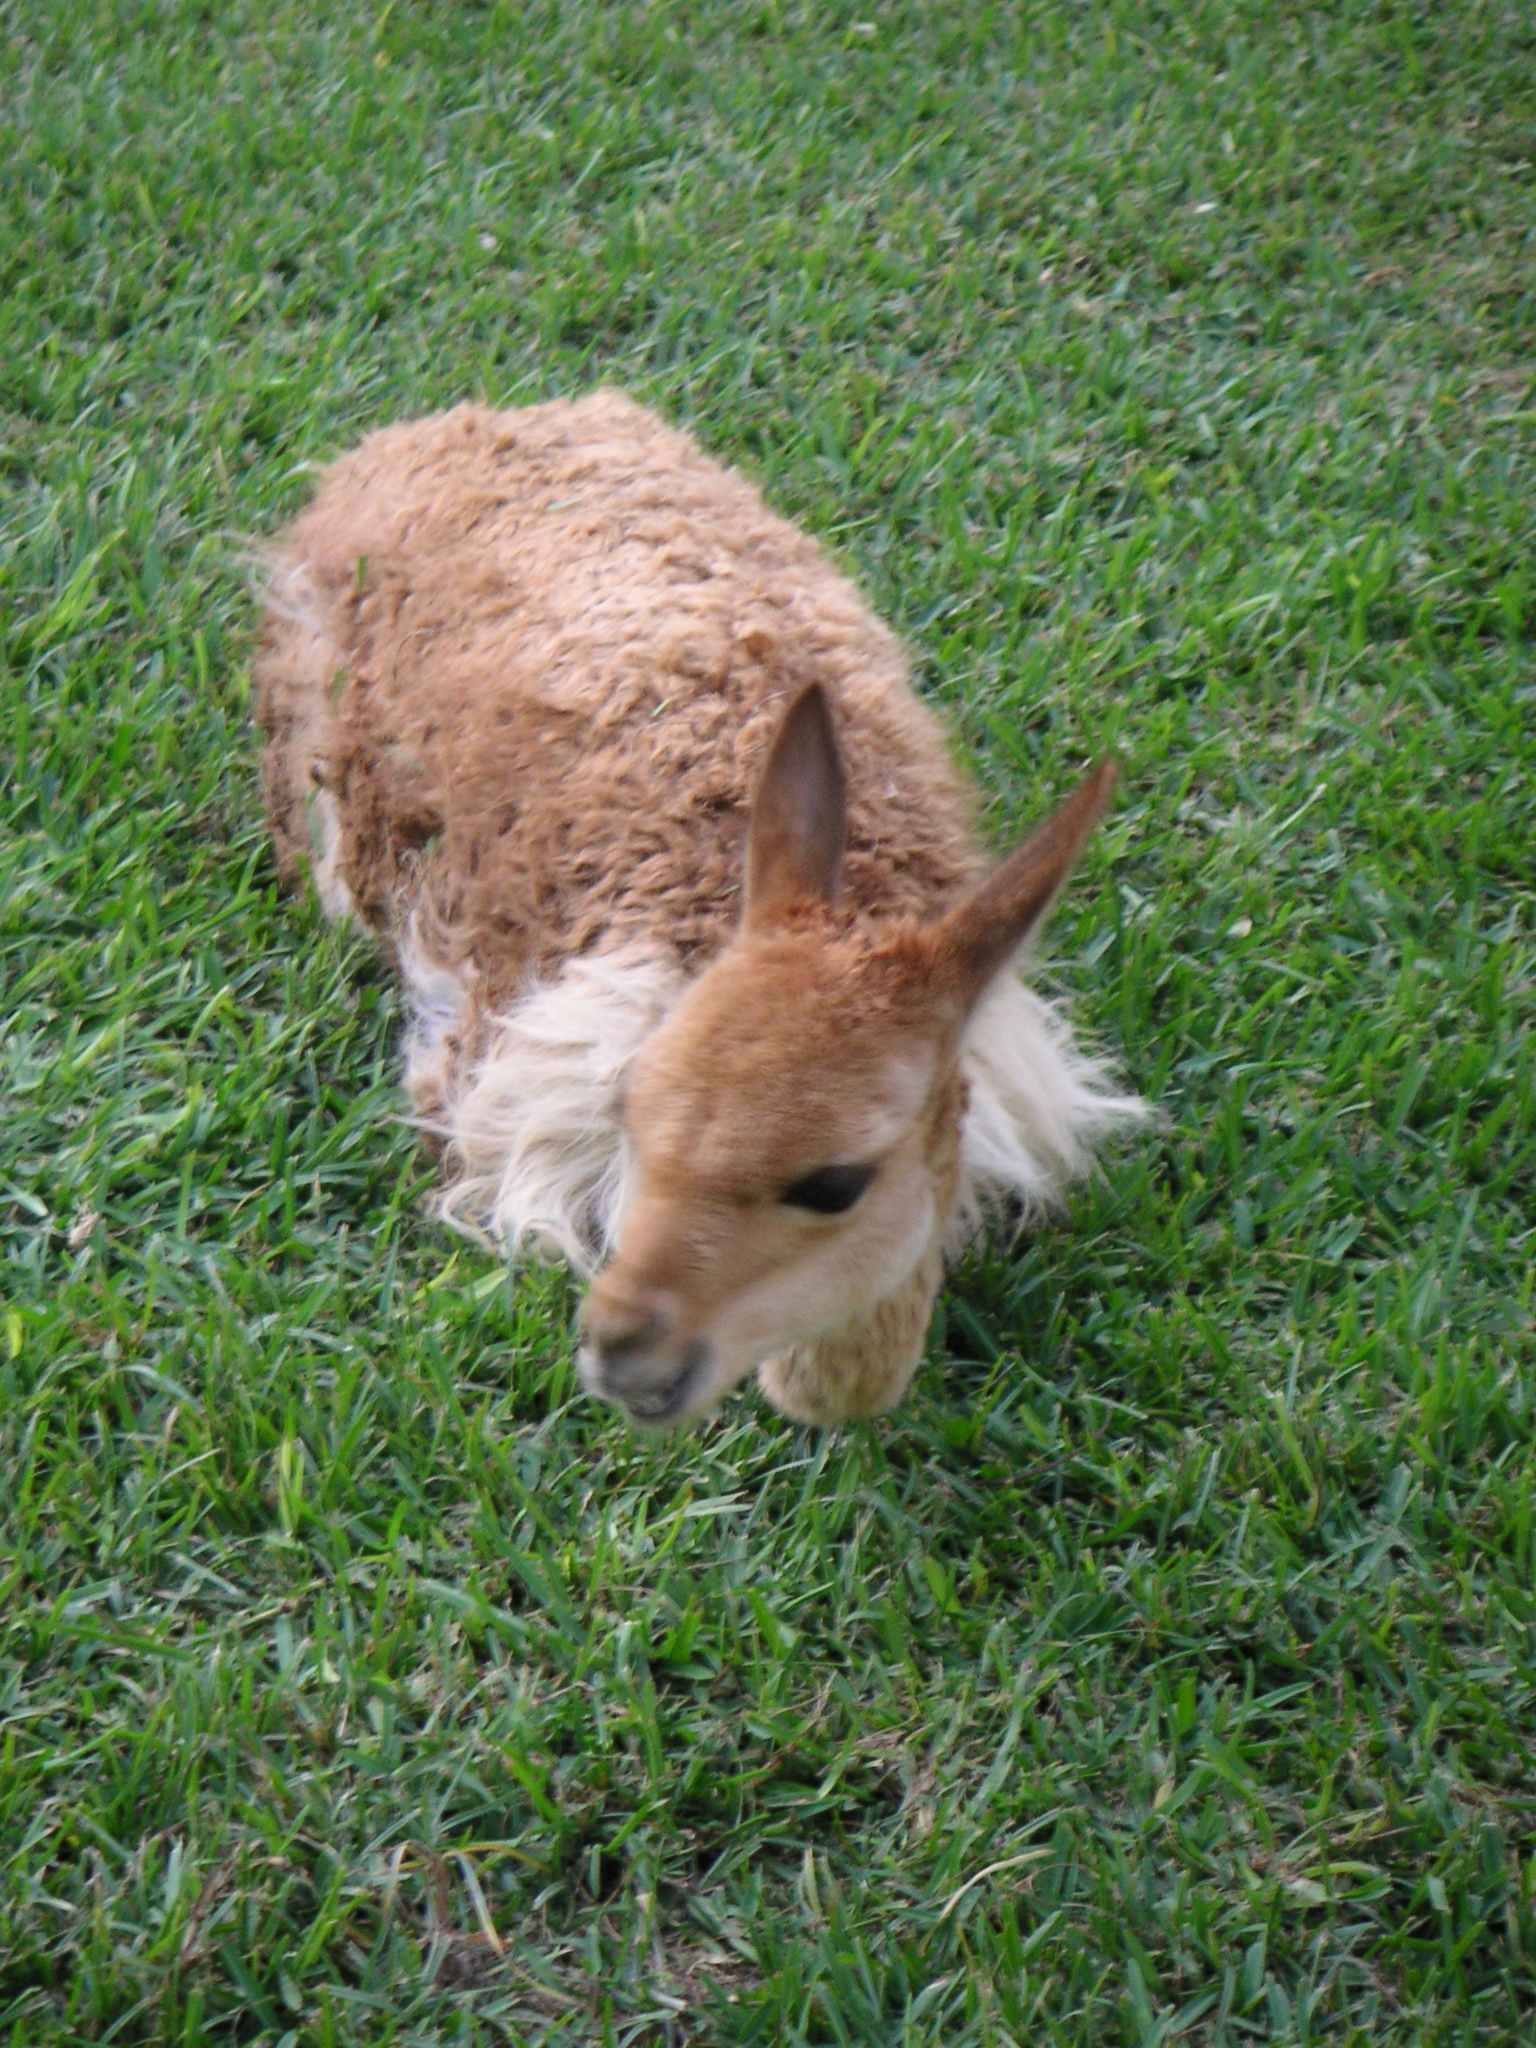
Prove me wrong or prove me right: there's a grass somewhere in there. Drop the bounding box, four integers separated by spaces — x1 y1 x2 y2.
2 0 1534 2040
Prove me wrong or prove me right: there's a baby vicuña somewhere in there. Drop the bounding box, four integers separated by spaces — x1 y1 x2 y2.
255 392 1141 1426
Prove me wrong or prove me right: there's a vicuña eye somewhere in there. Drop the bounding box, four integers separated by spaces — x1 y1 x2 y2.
779 1162 877 1215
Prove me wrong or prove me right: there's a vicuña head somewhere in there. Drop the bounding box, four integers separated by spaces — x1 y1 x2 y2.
581 682 1118 1427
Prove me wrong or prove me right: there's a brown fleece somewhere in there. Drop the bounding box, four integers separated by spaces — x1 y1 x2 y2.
254 390 983 997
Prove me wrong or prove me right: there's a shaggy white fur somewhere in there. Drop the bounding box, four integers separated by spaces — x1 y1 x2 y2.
401 941 1142 1273
954 969 1146 1246
256 556 356 920
307 788 354 922
397 915 473 1117
423 947 686 1271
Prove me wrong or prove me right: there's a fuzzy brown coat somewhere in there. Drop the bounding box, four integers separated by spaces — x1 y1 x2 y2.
256 390 984 993
255 391 1139 1426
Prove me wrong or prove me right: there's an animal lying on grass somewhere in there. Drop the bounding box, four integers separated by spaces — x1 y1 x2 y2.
254 392 1142 1426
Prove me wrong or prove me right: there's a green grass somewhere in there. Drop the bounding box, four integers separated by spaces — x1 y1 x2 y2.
2 0 1534 2040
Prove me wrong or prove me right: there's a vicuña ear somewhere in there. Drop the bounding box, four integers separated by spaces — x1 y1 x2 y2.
932 758 1119 1002
744 683 847 928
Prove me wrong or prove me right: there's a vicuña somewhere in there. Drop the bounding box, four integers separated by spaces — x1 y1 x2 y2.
254 392 1142 1426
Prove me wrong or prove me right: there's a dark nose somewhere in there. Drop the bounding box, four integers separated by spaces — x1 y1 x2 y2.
579 1289 708 1421
581 1299 671 1381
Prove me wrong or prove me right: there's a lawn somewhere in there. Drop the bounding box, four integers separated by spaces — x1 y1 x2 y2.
2 1 1534 2041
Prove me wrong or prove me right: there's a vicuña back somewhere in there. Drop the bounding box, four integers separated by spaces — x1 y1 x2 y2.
255 390 1141 1425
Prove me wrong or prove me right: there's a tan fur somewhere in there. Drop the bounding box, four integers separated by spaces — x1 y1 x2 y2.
253 391 1143 1427
254 392 979 989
